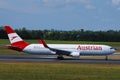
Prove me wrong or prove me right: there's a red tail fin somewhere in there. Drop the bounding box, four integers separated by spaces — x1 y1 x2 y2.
5 26 15 34
4 26 29 51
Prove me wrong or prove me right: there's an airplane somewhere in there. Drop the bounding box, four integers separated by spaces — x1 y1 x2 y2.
4 26 116 60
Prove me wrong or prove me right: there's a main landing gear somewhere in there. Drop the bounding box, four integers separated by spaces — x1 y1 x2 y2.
57 55 64 60
105 56 108 60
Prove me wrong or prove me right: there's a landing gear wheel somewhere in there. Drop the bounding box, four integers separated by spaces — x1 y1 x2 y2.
105 56 108 60
57 56 64 60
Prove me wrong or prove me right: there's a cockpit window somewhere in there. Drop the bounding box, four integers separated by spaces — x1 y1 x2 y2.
110 48 114 49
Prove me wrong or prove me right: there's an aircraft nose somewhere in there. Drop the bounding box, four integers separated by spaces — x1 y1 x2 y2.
111 48 116 53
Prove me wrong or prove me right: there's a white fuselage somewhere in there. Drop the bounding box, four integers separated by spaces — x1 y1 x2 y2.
23 44 115 56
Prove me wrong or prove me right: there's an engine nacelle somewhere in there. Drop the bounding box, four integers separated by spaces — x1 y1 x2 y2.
70 52 80 57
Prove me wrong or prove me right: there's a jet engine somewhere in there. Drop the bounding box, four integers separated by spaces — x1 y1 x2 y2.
70 52 80 57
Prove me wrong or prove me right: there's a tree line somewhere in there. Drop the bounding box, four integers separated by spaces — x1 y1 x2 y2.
0 27 120 42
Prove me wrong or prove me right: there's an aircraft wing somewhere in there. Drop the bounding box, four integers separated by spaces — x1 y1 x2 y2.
47 47 71 56
38 39 71 56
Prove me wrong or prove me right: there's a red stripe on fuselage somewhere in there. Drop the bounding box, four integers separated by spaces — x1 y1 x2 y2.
11 41 29 51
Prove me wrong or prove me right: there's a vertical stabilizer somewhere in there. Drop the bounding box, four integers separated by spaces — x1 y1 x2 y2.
4 26 29 51
5 26 23 44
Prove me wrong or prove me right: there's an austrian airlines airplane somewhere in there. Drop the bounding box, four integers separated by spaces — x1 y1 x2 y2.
4 26 116 59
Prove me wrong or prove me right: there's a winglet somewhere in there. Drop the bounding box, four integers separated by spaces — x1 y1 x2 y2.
38 39 49 48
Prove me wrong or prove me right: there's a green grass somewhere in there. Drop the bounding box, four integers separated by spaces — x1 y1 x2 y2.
0 39 120 46
28 39 120 46
0 62 120 80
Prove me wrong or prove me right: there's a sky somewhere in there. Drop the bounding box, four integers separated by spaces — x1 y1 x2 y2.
0 0 120 31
